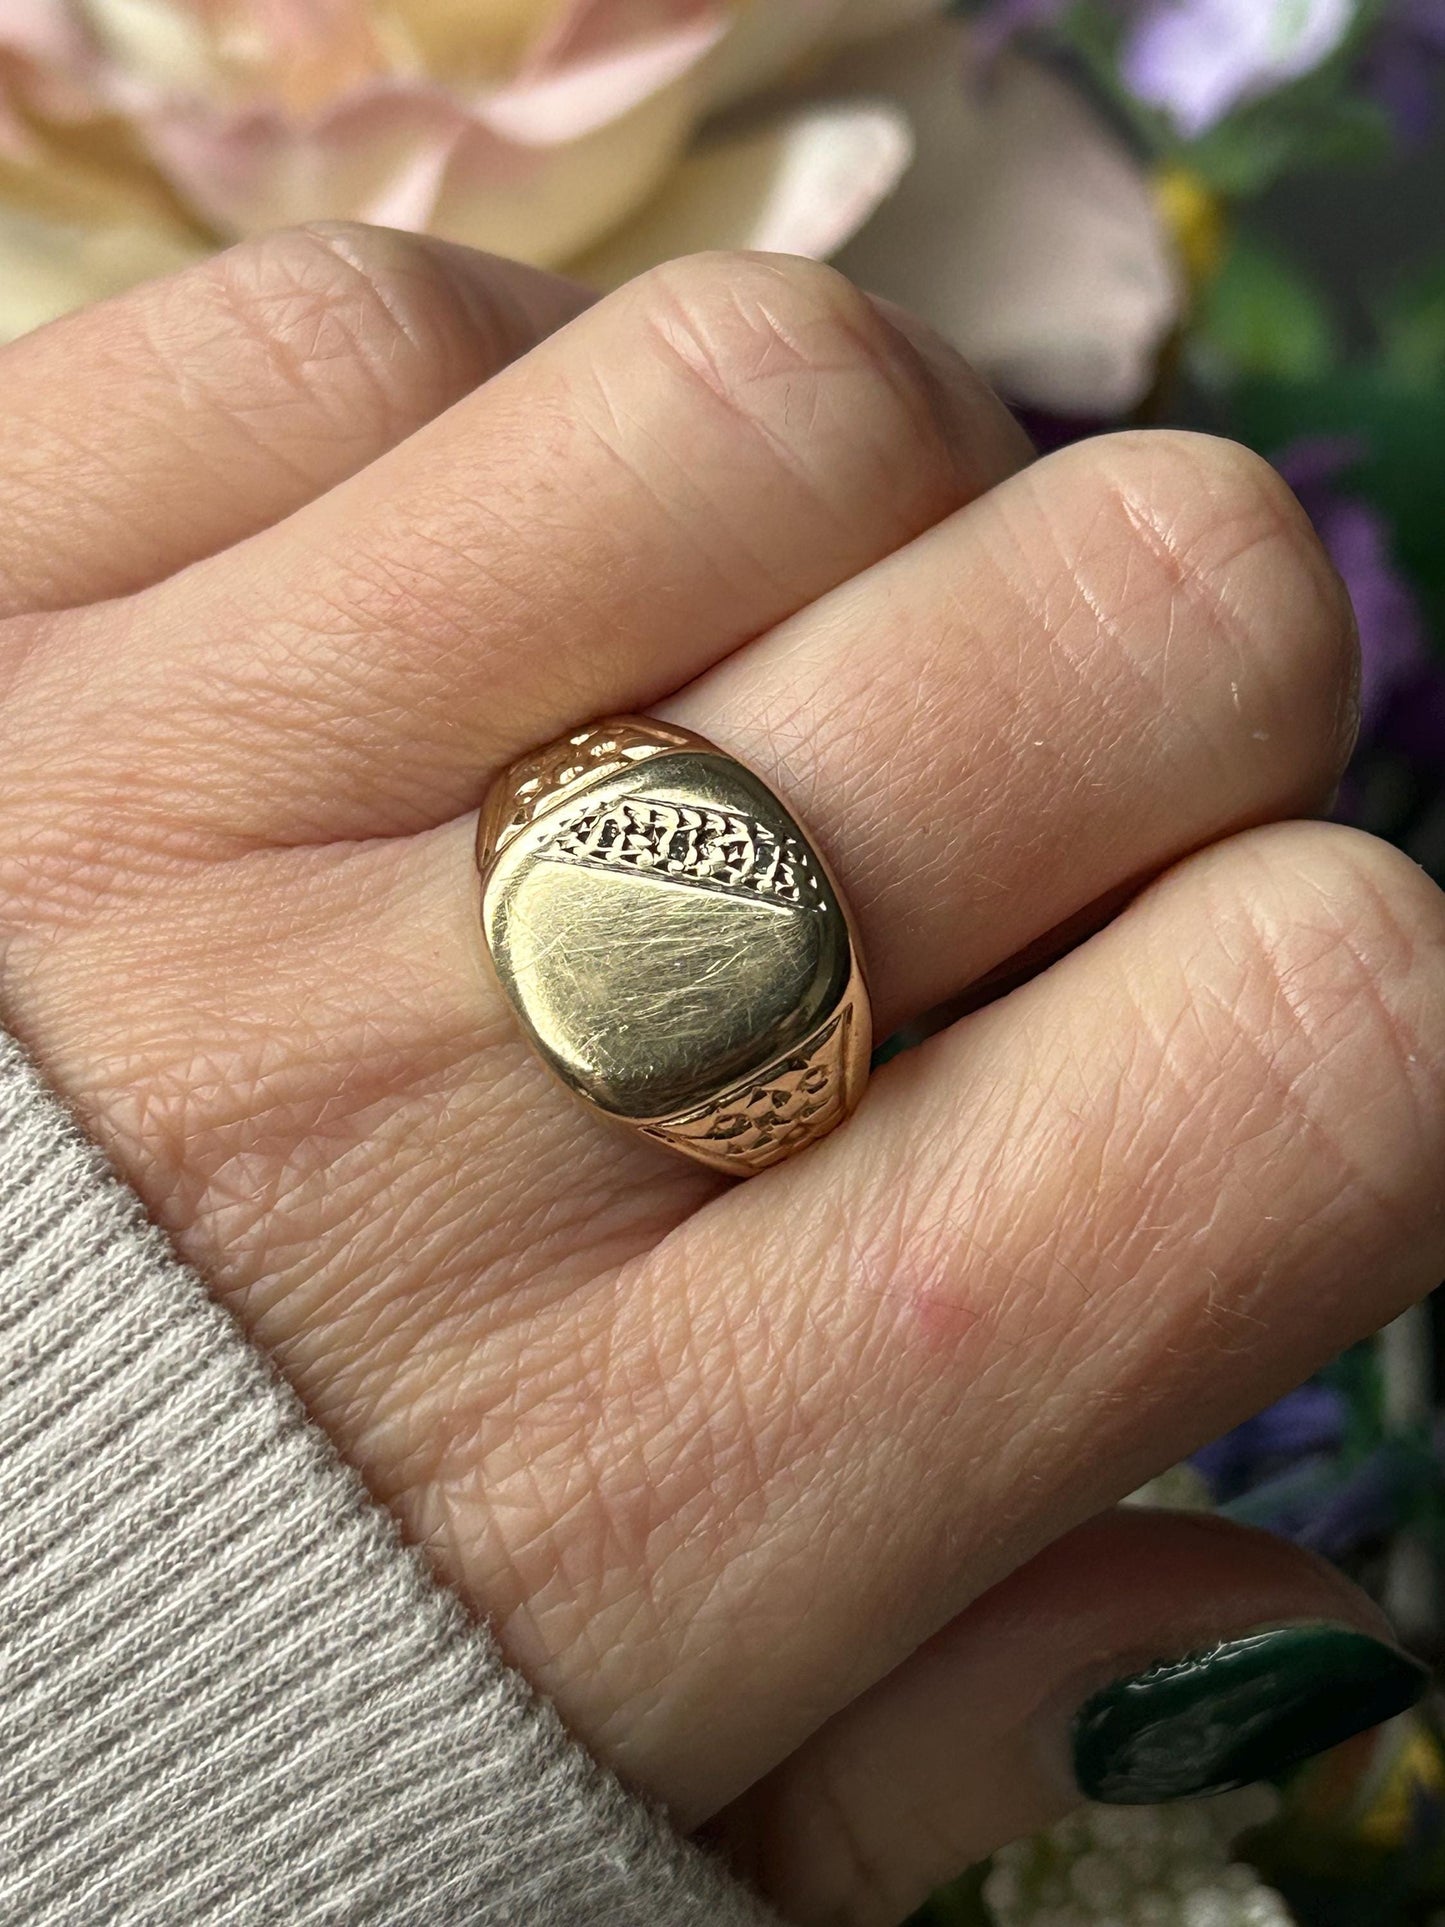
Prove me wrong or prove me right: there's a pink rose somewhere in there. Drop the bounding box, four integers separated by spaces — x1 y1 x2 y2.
0 1 1180 413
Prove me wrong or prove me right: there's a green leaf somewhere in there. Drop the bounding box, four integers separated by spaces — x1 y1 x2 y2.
1379 258 1445 389
1192 237 1341 383
1184 90 1393 195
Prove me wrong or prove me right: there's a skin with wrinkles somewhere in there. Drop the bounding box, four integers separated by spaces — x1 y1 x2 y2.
0 228 1443 1927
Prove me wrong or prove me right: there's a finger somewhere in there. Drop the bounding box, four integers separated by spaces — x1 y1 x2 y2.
270 425 1352 1323
530 821 1445 1814
225 423 1350 1360
16 252 1029 842
0 223 589 618
661 427 1361 1034
14 428 1368 1822
15 816 1439 1845
716 1509 1424 1927
18 425 1360 1806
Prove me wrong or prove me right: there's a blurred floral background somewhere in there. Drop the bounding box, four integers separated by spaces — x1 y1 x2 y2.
3 2 1443 1922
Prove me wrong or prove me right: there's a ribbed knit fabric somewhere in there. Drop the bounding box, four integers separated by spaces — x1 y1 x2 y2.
0 1031 778 1926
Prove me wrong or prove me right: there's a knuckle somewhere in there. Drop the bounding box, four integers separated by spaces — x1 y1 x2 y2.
639 249 887 366
630 249 966 486
184 222 488 431
1082 429 1361 791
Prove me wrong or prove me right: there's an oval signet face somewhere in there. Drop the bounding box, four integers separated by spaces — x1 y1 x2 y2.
481 751 853 1121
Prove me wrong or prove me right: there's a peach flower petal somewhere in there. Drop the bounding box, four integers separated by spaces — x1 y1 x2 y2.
0 0 103 134
138 85 460 235
431 72 701 262
0 0 91 70
142 60 709 267
487 3 729 142
128 4 733 257
573 95 912 283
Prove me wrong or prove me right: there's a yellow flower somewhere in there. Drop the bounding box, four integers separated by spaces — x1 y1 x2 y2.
1155 164 1228 296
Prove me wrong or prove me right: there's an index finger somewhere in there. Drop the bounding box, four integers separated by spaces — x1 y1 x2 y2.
0 223 590 619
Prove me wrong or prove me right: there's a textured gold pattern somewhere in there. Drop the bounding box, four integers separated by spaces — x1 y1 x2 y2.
477 716 871 1175
480 719 693 862
536 794 829 913
640 1007 853 1173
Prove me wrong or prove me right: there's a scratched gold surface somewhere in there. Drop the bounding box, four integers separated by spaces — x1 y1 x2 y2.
482 751 853 1122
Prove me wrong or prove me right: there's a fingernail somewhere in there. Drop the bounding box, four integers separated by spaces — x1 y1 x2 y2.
1073 1626 1429 1805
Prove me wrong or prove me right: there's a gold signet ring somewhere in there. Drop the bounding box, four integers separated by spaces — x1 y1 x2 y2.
476 717 871 1176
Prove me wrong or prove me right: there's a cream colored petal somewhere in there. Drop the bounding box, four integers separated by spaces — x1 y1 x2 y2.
431 74 702 264
0 203 201 341
571 96 910 286
829 23 1182 413
381 0 568 80
702 0 942 109
79 0 223 94
84 0 405 114
702 1 845 111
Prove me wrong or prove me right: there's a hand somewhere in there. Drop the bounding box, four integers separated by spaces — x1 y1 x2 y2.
1 227 1442 1926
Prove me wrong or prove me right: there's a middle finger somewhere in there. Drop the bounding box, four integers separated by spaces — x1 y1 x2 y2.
662 424 1360 1033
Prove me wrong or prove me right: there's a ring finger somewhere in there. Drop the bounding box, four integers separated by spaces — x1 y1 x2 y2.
352 420 1360 1322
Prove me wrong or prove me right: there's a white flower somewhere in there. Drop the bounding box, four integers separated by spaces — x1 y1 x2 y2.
982 1788 1293 1927
829 23 1182 414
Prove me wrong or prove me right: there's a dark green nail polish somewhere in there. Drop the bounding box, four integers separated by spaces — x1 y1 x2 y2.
1073 1626 1429 1804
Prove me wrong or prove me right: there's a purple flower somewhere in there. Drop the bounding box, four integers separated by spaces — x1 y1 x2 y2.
1193 1383 1346 1498
1290 1448 1410 1558
1121 0 1357 136
1361 0 1445 143
976 0 1422 142
1277 436 1432 748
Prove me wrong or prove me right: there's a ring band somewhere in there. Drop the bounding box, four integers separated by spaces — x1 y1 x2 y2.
476 717 871 1176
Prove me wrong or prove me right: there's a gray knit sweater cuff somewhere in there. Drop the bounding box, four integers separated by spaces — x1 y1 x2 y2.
0 1031 776 1925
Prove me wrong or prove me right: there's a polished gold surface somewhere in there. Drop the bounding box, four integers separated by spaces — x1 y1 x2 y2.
477 718 871 1175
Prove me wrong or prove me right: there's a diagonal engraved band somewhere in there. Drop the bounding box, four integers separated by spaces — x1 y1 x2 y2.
534 793 830 914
